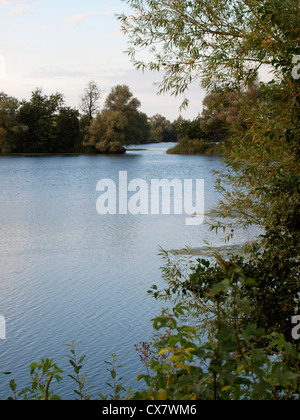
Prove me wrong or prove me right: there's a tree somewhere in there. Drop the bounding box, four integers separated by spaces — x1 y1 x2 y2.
80 81 102 120
55 107 80 153
15 88 82 153
178 115 204 142
166 115 210 154
104 84 140 113
126 110 152 145
104 84 151 145
16 88 64 153
200 85 261 143
0 93 26 153
119 0 300 101
149 114 177 143
119 0 300 341
83 110 126 154
83 84 152 149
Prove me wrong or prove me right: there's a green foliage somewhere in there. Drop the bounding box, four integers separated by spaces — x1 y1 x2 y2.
0 84 160 155
65 341 92 400
0 92 27 153
2 252 299 400
149 114 178 143
82 85 152 153
84 109 127 154
200 86 261 143
104 85 152 146
55 107 81 153
134 256 299 400
206 78 300 340
166 114 215 155
99 354 132 401
211 79 300 234
16 88 65 153
178 116 204 143
104 84 140 114
7 358 63 400
0 88 81 154
167 85 261 154
119 0 299 354
167 138 221 155
1 0 299 402
119 0 300 98
3 345 134 401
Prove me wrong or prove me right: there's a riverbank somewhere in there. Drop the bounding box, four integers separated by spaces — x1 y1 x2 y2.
166 139 223 155
0 151 126 157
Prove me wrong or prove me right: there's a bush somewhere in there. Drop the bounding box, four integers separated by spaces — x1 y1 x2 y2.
167 138 222 155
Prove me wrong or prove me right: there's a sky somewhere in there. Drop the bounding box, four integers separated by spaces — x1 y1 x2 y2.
0 0 207 121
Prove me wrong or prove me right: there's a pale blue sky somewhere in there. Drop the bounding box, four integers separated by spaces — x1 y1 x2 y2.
0 0 206 121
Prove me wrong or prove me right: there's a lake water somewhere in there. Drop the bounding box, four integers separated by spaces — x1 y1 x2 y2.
0 143 247 399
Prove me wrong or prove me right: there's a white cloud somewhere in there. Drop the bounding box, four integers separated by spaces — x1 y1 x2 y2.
61 12 97 27
0 0 33 4
29 66 90 79
1 0 35 15
100 8 116 17
8 6 34 15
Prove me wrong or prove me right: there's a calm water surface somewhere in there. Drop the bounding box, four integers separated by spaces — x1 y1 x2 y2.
0 143 242 399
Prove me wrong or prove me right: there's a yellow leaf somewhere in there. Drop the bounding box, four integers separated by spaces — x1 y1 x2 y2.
222 385 231 392
157 389 168 400
185 348 196 357
157 347 172 357
176 363 191 374
237 364 245 374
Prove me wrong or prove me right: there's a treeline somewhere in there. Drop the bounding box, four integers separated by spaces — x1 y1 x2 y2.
81 84 179 154
0 81 253 156
168 84 261 155
0 89 81 154
0 84 182 155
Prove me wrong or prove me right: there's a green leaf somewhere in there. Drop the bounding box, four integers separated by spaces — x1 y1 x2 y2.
9 379 16 392
50 395 61 400
111 369 116 380
209 280 230 296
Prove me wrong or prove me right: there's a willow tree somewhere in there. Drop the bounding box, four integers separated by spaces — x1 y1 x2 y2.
119 1 300 338
118 0 300 244
119 0 300 102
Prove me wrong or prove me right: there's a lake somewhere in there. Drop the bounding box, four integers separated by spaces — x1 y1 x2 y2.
0 143 246 399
